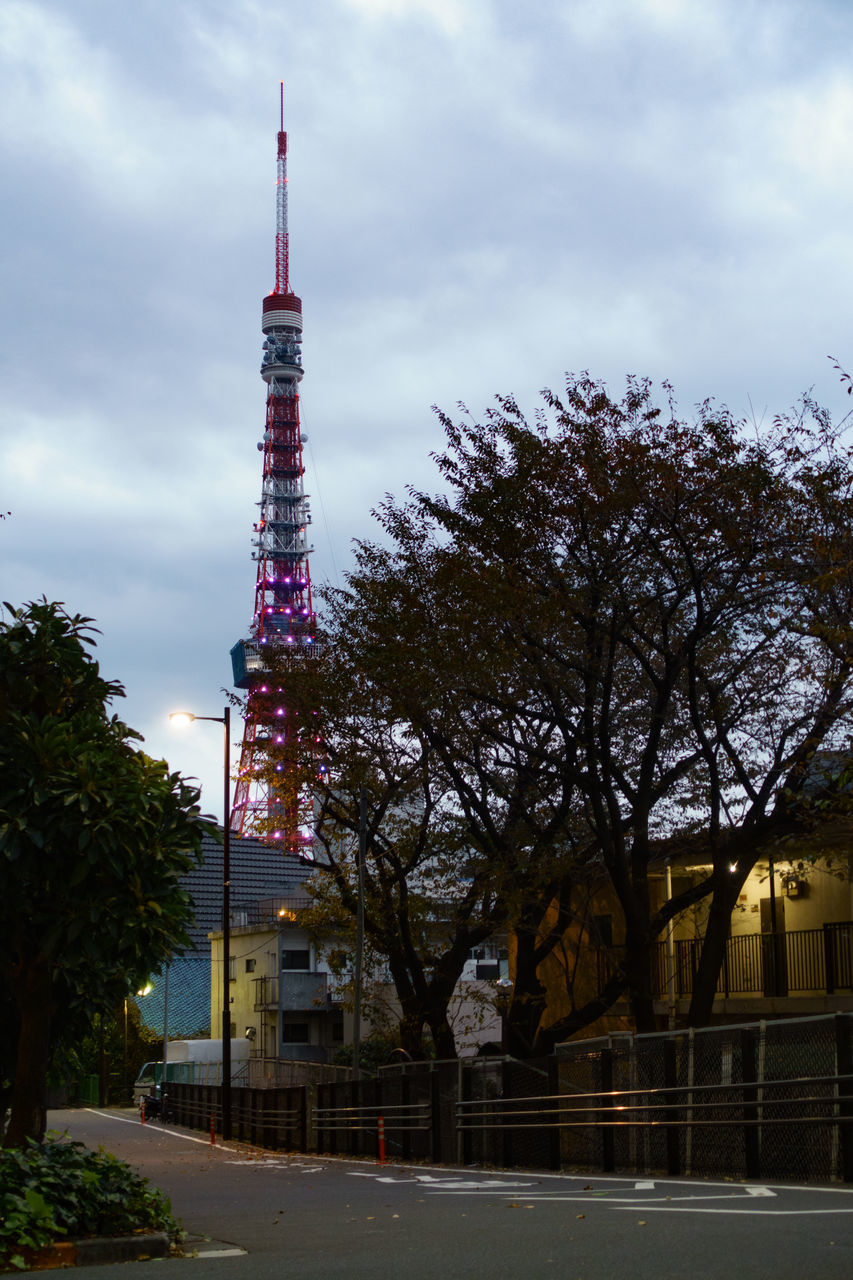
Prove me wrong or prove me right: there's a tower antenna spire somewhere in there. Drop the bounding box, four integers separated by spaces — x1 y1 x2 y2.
275 81 289 295
231 90 315 849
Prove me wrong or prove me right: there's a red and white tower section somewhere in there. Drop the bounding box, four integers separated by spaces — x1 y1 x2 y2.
231 88 317 849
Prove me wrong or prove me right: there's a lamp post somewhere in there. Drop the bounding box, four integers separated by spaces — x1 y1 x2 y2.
494 977 513 1054
170 707 232 1140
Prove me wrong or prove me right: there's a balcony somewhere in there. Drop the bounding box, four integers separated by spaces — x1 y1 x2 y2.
233 896 312 928
650 921 853 999
253 976 278 1011
253 971 330 1012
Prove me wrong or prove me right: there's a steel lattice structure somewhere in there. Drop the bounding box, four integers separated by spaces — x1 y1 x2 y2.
230 86 317 849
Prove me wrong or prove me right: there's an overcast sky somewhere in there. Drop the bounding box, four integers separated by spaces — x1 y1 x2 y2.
3 0 853 823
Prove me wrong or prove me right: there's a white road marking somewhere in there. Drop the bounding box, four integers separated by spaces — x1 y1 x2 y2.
191 1248 247 1258
82 1109 236 1151
224 1160 326 1172
75 1114 853 1215
433 1191 757 1203
347 1171 535 1189
616 1206 853 1216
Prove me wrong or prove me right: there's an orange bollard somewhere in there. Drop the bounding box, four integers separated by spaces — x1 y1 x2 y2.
210 1113 216 1145
377 1115 386 1164
140 1098 146 1125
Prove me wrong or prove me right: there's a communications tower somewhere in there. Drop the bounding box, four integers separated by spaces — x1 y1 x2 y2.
231 85 317 850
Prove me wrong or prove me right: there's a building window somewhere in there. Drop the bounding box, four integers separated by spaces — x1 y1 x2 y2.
282 1022 310 1043
228 957 236 981
245 958 256 973
281 949 310 971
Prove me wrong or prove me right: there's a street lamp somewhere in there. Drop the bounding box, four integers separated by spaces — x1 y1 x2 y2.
170 706 232 1140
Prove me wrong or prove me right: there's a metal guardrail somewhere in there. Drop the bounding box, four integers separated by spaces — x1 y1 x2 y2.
161 1012 853 1182
456 1074 853 1130
314 1102 431 1133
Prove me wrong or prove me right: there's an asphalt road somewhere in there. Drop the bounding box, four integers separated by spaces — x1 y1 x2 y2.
50 1107 853 1280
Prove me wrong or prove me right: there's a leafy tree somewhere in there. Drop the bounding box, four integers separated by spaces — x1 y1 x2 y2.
261 640 515 1059
67 999 161 1106
0 601 216 1146
290 375 853 1050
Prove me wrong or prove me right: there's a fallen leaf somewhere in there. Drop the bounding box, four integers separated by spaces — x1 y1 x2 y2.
637 1220 646 1227
576 1213 585 1220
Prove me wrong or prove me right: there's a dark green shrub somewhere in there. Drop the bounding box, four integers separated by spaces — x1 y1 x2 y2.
0 1136 180 1270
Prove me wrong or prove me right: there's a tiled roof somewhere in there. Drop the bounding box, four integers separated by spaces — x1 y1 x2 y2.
180 830 311 952
136 830 312 1038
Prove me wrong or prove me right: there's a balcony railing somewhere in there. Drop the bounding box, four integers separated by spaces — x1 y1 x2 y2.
253 971 331 1011
232 896 313 928
253 976 278 1010
649 921 853 999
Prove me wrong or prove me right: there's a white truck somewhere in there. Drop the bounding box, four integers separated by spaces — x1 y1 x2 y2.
133 1039 251 1111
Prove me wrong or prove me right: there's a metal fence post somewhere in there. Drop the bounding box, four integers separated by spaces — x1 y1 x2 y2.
835 1013 853 1182
600 1047 615 1174
401 1070 412 1161
824 924 837 996
547 1057 561 1171
457 1058 466 1167
663 1036 680 1176
740 1027 760 1179
304 1083 316 1153
430 1066 442 1164
500 1058 512 1169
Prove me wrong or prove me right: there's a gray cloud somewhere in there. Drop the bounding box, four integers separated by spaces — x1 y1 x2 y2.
3 0 853 818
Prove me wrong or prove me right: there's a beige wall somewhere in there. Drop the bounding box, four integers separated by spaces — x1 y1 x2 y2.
654 855 853 943
210 926 279 1050
210 921 345 1060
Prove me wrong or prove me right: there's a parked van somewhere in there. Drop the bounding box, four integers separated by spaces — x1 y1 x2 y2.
133 1039 250 1110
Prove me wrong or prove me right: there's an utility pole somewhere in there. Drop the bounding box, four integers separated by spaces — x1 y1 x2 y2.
352 788 367 1078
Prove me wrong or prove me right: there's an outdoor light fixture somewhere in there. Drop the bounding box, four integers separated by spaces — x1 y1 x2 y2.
168 712 196 729
168 705 233 1140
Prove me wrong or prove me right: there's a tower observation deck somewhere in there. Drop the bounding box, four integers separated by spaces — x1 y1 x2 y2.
230 87 318 848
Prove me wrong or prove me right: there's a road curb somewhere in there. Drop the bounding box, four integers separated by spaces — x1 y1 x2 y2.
9 1233 171 1271
74 1233 171 1267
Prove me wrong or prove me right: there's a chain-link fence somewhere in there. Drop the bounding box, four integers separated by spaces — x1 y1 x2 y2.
555 1012 853 1182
